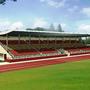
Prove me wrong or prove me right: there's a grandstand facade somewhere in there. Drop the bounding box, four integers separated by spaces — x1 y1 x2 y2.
0 30 90 62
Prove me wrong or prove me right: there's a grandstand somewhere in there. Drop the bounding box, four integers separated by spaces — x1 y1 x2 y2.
0 30 90 62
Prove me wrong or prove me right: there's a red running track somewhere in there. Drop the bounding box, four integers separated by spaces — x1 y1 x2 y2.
0 54 90 73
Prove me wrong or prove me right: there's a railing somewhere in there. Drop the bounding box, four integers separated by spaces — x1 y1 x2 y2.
6 54 67 62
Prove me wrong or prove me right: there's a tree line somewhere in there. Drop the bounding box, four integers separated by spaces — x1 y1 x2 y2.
26 24 64 32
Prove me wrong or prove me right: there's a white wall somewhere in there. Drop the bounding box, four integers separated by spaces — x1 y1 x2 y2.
0 45 12 61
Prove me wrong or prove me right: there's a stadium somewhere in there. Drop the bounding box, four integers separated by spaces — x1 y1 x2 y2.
0 30 90 67
0 30 89 61
0 30 90 90
1 0 90 90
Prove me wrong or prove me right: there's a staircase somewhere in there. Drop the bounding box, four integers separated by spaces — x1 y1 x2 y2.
0 42 14 59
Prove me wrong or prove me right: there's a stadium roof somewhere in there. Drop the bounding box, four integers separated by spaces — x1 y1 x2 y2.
0 30 90 37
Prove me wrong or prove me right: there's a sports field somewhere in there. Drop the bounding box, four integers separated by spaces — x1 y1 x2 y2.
0 60 90 90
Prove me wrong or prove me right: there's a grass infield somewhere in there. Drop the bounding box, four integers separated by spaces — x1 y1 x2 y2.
0 59 90 90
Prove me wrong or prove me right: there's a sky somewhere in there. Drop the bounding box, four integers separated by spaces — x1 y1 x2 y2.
0 0 90 33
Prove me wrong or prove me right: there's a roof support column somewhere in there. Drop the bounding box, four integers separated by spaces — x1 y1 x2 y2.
6 34 8 51
18 34 20 44
29 34 31 44
69 37 71 48
39 35 41 50
85 36 88 45
39 35 40 44
47 37 49 49
55 36 57 49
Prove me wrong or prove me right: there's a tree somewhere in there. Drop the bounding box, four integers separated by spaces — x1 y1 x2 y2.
49 24 55 31
0 0 17 5
34 27 46 31
26 28 34 31
57 24 63 32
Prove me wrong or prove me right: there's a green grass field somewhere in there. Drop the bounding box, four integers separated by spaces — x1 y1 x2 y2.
0 60 90 90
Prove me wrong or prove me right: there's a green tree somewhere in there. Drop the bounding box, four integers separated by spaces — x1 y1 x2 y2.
49 24 55 31
0 0 17 5
34 27 46 31
26 28 33 31
57 24 63 32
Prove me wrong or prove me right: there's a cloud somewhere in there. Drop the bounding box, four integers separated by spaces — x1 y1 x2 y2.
61 23 67 30
82 7 90 17
10 22 24 30
77 24 90 33
32 18 48 28
0 20 24 31
40 0 45 2
0 20 11 31
40 0 66 8
68 5 78 12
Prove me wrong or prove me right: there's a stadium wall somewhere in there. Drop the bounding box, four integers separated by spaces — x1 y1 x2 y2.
0 44 12 61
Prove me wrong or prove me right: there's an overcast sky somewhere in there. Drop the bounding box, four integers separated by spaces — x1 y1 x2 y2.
0 0 90 33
